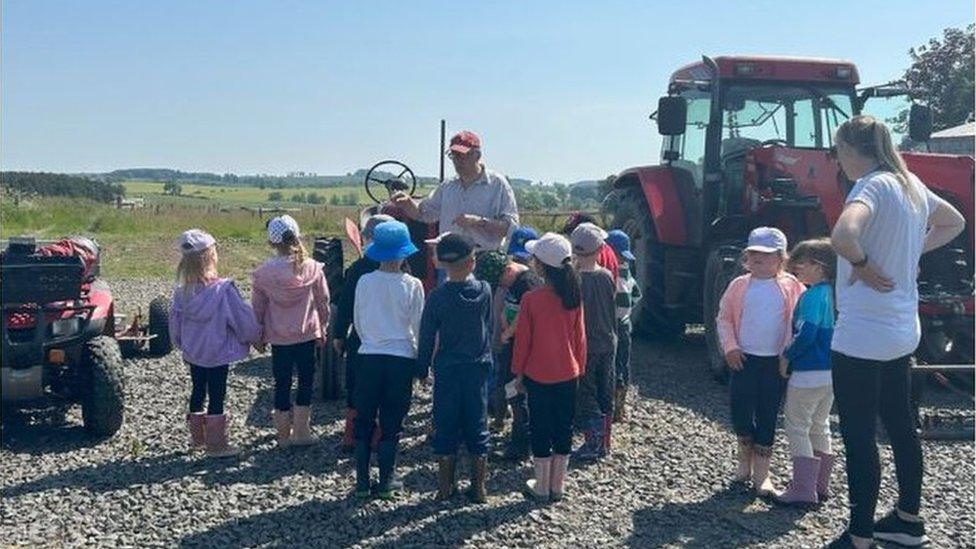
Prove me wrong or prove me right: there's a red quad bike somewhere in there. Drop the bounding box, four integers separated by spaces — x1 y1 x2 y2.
1 236 172 437
605 56 973 436
314 160 438 400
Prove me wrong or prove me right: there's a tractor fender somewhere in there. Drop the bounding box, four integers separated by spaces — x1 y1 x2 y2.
614 166 690 246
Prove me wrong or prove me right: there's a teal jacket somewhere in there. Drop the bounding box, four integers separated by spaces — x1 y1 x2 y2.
784 282 834 371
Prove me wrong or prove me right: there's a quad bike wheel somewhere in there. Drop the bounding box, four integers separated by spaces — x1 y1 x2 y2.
148 296 171 357
80 336 125 437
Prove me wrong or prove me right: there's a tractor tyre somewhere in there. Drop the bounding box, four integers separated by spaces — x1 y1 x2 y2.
610 186 686 339
80 336 125 437
703 242 745 384
148 296 172 357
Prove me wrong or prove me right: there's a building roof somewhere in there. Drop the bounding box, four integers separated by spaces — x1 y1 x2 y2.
931 121 975 139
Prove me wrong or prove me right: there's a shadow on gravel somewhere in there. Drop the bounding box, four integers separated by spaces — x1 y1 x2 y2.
1 405 100 455
629 486 806 547
630 332 733 428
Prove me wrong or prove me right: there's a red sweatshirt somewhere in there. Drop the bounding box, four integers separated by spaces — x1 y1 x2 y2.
511 287 587 384
598 244 619 282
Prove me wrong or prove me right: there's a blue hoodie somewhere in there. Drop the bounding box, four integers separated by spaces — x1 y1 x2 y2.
417 276 493 377
783 282 834 371
169 279 261 368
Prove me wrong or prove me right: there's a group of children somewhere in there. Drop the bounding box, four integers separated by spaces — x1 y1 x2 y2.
168 211 837 508
717 227 838 508
167 212 641 503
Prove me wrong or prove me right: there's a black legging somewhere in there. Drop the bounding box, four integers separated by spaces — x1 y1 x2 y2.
525 376 577 458
189 364 228 415
271 340 317 411
832 352 923 539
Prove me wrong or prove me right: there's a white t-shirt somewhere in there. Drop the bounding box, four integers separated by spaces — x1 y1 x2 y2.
832 171 937 361
738 278 786 357
354 271 425 359
789 370 833 388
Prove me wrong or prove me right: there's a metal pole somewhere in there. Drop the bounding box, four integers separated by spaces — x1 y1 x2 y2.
439 119 446 183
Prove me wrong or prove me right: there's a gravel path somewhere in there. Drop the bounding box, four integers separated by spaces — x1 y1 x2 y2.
2 278 973 548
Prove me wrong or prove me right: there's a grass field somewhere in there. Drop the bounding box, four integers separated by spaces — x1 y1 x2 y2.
121 180 423 207
2 181 576 280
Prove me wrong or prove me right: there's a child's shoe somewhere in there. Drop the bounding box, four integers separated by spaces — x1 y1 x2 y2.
772 455 820 508
549 454 569 502
339 408 356 453
751 444 776 497
734 436 753 483
523 456 552 501
435 455 457 501
814 450 834 501
572 418 603 461
289 405 316 446
187 412 206 451
272 409 292 448
204 414 239 458
468 455 488 503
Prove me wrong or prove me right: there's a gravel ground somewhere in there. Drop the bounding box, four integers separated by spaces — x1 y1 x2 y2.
2 278 973 548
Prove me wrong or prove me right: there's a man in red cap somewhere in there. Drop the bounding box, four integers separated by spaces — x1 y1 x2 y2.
392 130 518 252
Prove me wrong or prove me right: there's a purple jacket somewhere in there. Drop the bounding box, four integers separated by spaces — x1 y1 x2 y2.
169 278 261 367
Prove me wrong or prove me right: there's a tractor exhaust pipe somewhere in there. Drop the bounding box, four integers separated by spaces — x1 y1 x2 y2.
439 119 446 183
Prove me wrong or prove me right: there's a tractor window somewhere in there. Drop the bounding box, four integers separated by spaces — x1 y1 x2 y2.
662 92 710 188
722 85 853 149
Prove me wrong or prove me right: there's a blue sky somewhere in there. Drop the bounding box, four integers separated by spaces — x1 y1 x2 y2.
2 1 972 182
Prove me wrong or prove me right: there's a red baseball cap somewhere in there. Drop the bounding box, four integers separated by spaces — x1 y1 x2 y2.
448 130 481 154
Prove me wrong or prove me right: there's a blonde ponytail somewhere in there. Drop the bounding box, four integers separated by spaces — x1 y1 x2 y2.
836 115 922 209
273 231 308 274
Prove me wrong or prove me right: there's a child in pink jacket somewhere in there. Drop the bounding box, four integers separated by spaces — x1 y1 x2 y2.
252 215 331 447
716 227 805 497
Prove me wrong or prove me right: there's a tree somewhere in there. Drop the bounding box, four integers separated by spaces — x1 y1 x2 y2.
904 25 975 131
541 192 559 210
306 192 323 204
163 181 182 196
329 194 341 206
267 192 283 201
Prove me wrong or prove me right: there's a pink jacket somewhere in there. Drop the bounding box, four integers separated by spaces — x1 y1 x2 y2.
252 256 331 346
716 272 805 355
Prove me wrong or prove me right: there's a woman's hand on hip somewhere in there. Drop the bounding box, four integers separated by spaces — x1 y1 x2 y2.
849 262 895 292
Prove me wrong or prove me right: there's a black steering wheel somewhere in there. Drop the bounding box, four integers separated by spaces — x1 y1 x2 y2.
363 160 417 205
760 139 789 147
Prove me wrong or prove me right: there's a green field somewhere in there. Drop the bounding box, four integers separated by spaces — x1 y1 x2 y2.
2 180 572 280
121 180 378 207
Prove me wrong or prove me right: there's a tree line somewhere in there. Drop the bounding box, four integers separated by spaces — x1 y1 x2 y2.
1 172 124 203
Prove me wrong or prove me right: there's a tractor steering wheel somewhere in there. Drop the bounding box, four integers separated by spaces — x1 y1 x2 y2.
760 139 789 148
363 160 417 205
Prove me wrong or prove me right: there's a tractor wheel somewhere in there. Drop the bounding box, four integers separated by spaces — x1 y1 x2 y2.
610 186 686 339
80 336 125 437
703 242 745 383
148 296 172 357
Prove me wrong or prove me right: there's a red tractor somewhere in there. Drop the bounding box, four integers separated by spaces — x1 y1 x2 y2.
606 55 974 381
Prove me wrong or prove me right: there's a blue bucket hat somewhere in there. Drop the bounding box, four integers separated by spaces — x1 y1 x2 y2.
507 226 539 259
606 230 636 261
364 220 418 262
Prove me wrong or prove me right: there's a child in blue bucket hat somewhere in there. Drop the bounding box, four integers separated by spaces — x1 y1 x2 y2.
605 230 641 422
352 220 426 499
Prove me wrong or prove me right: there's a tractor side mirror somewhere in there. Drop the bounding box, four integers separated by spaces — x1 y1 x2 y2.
909 104 933 142
657 96 687 136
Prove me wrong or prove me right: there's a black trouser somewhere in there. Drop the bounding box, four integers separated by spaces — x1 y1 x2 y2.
271 340 316 411
344 335 362 409
499 343 530 443
577 350 615 424
833 352 923 538
525 377 577 458
729 354 784 447
353 354 415 443
188 363 228 415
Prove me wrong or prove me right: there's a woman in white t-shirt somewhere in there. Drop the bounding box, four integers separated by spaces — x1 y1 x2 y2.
826 116 964 549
